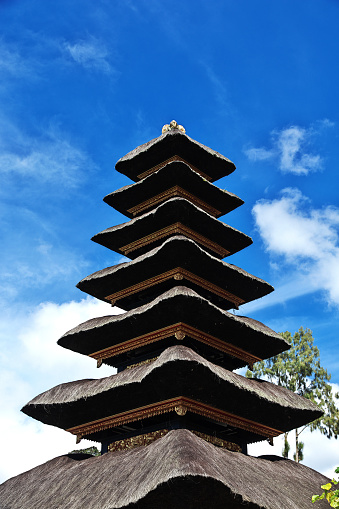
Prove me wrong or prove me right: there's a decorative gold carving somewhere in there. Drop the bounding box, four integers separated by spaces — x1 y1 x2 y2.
66 396 282 441
137 156 212 181
89 322 261 368
104 267 245 309
108 429 169 453
107 428 241 454
175 330 186 340
127 186 222 218
126 357 158 370
192 431 241 452
120 223 230 258
90 323 184 360
175 323 261 366
174 273 184 281
162 120 185 134
175 405 187 416
97 359 103 368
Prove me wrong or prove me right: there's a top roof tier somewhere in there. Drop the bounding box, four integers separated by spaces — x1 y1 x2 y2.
115 123 236 183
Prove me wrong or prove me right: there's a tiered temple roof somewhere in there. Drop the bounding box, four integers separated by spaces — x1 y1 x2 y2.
23 345 321 447
1 121 328 508
77 235 274 310
91 197 252 259
104 161 243 218
58 286 289 370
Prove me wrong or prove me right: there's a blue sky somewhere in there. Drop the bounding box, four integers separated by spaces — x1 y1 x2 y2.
1 0 339 482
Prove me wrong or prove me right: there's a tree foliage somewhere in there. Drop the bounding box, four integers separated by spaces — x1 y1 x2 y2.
69 446 100 456
246 327 339 460
312 467 339 507
282 433 290 458
293 439 304 462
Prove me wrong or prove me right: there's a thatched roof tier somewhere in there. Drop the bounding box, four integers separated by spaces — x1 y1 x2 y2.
58 287 289 370
0 430 329 509
104 161 243 219
22 346 322 443
76 236 274 311
115 129 236 183
92 197 252 260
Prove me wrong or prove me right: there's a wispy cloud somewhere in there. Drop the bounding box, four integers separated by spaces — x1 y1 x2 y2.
0 116 99 307
0 236 88 304
252 188 339 308
64 36 114 74
244 147 274 161
0 42 30 77
201 63 229 110
242 273 318 314
0 117 95 188
245 121 334 175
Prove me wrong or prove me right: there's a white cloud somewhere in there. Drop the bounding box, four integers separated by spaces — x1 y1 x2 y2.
249 424 339 479
278 127 321 175
252 188 339 308
19 298 121 376
0 297 123 482
245 121 334 175
64 37 113 74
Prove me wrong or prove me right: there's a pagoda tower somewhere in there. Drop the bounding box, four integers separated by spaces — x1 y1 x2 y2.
0 121 329 509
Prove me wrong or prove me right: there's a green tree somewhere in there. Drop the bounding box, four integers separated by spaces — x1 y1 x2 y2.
246 327 339 462
282 432 290 458
293 437 304 462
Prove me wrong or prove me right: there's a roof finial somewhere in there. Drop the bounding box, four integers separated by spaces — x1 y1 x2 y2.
162 120 186 134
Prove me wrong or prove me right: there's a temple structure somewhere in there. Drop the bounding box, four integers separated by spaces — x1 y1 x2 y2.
0 121 329 508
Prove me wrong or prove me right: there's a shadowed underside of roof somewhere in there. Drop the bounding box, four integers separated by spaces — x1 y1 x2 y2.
0 430 329 509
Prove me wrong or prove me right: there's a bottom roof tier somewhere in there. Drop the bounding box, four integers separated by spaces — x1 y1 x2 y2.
0 430 329 509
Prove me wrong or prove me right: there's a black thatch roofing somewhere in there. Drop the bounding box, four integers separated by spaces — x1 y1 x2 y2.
22 346 322 442
58 286 289 370
115 129 236 183
104 161 243 219
92 197 252 260
77 236 274 311
0 430 329 509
